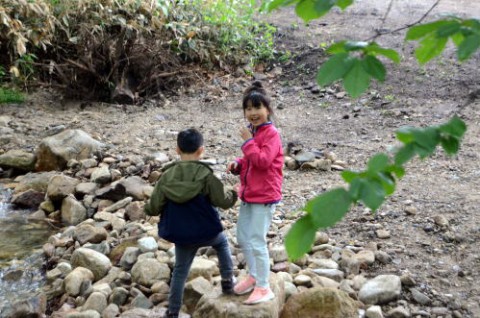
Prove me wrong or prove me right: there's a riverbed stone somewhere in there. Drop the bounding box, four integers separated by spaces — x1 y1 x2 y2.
184 276 213 314
280 287 357 318
131 258 170 286
188 257 218 281
82 291 108 313
13 171 58 193
35 129 104 171
61 195 87 225
0 149 36 171
359 275 402 304
194 273 284 318
66 310 101 318
74 224 108 245
64 267 95 297
47 174 80 202
90 165 111 184
11 189 45 208
118 176 151 200
102 303 120 318
71 247 112 281
125 201 145 221
109 287 129 306
366 305 384 318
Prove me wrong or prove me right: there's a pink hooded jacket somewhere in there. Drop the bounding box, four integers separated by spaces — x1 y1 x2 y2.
235 122 283 204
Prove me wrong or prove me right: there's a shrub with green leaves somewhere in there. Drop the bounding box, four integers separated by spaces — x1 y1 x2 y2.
0 0 277 100
0 87 25 104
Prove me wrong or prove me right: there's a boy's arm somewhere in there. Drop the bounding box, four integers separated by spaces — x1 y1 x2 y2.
206 174 238 209
144 183 166 216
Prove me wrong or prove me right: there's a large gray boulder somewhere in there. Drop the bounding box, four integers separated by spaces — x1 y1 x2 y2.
280 287 358 318
14 171 58 193
35 129 104 171
0 150 36 171
193 273 285 318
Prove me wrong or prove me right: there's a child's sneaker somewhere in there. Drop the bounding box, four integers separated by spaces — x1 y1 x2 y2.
221 276 236 295
233 275 256 295
243 286 275 305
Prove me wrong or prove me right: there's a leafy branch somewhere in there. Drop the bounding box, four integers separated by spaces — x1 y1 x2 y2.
285 116 467 260
263 0 480 98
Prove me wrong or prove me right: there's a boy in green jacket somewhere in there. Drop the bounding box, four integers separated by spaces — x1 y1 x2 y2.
145 128 237 318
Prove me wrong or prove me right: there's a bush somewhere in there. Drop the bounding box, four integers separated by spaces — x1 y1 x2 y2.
0 0 277 102
0 87 25 104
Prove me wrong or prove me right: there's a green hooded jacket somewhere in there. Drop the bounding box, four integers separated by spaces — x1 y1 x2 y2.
144 160 237 216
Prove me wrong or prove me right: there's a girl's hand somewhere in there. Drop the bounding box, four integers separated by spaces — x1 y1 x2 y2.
233 183 240 193
240 126 252 141
226 161 238 174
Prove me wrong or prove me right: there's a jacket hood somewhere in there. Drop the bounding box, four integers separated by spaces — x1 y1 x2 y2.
158 161 213 203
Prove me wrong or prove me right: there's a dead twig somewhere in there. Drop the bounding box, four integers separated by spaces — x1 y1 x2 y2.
367 0 442 41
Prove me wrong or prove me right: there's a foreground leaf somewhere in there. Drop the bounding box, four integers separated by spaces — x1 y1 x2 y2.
304 188 352 228
316 53 353 86
285 215 317 260
343 59 371 97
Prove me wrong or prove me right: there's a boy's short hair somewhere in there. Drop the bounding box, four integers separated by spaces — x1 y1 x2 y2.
177 128 203 154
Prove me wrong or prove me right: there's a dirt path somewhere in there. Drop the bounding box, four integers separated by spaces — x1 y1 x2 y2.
1 0 480 316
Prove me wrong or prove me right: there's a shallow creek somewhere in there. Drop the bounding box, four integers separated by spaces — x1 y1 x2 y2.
0 184 57 314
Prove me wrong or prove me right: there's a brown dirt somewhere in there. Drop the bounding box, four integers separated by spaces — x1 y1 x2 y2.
1 0 480 316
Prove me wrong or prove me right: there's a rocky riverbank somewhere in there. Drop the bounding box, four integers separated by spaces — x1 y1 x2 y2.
0 122 478 318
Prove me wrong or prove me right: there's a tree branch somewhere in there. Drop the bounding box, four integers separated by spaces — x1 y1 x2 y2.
367 0 441 41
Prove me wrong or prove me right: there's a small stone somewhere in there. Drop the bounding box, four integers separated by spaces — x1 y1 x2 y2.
404 206 417 215
433 215 449 227
376 229 391 239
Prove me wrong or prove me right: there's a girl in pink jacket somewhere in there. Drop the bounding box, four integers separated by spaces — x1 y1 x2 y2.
227 81 283 305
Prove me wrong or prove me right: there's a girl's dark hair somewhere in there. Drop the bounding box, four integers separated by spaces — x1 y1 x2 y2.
242 81 273 118
177 128 203 154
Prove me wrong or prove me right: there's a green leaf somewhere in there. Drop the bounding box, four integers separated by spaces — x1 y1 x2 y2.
388 165 405 179
396 126 415 143
367 153 390 173
316 53 354 86
327 41 348 54
345 41 369 51
451 33 465 46
349 178 362 201
362 55 386 82
457 33 480 61
343 59 371 98
412 127 439 154
394 144 416 165
415 34 448 64
264 0 298 11
368 46 401 63
336 0 353 10
285 215 317 260
358 179 386 211
440 137 460 154
439 116 467 138
304 188 352 228
377 172 396 195
436 21 461 37
341 170 360 183
296 0 335 22
406 20 450 40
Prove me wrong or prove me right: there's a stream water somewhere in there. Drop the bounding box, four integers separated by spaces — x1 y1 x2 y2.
0 184 57 315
